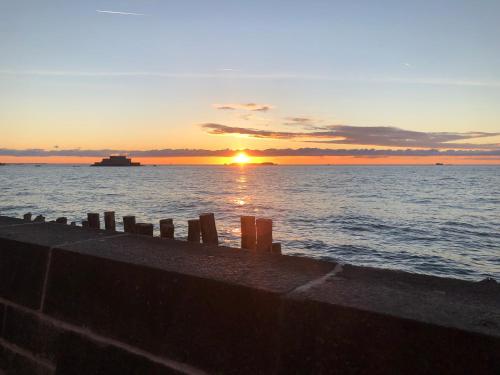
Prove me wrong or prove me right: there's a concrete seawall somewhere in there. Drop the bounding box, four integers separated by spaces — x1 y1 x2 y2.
0 215 498 374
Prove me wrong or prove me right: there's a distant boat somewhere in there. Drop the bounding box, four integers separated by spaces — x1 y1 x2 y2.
92 155 141 167
435 163 444 166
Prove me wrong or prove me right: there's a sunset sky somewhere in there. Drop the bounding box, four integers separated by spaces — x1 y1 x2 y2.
1 0 500 164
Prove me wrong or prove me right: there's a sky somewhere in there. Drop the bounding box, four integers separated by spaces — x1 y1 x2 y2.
1 0 500 164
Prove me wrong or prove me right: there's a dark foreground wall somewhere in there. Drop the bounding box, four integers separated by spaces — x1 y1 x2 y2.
0 216 498 374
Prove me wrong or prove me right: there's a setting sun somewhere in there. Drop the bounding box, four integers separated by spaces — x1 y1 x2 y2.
233 152 251 164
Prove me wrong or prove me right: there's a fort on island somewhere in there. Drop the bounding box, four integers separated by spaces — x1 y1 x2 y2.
92 155 141 167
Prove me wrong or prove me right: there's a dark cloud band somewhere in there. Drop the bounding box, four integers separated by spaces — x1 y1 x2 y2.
201 123 500 150
1 148 499 157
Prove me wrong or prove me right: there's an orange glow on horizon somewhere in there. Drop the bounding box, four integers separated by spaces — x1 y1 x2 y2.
0 155 499 165
232 152 251 164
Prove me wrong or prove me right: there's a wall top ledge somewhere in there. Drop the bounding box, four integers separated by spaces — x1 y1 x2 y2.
1 215 499 339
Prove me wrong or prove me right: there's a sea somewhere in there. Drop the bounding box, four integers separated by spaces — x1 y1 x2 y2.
0 164 499 281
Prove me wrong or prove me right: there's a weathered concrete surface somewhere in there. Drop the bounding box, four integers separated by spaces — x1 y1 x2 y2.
0 239 49 309
289 264 500 337
54 234 335 293
0 215 499 374
0 301 202 375
3 306 62 363
0 303 4 337
0 222 117 310
0 221 117 248
55 332 182 375
282 264 500 374
0 217 25 227
43 243 332 372
0 341 54 375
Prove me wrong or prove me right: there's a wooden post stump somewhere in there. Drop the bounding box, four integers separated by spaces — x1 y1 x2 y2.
23 213 32 222
33 215 45 223
241 216 256 250
70 222 76 226
199 213 218 245
160 220 175 239
256 218 272 251
272 242 282 255
87 213 100 229
160 218 173 226
123 216 136 233
160 223 174 239
135 223 153 236
187 219 201 243
56 217 68 224
104 211 116 231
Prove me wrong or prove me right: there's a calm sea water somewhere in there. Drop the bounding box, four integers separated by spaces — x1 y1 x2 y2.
0 164 499 281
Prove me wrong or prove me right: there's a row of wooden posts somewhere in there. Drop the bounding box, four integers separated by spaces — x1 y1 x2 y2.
22 211 281 254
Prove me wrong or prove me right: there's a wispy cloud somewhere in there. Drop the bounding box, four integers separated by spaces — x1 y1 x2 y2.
202 123 300 139
213 103 273 112
201 123 500 150
1 148 499 158
283 117 320 128
2 70 498 88
96 10 145 16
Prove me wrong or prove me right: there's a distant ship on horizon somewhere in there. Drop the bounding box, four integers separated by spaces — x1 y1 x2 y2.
92 155 141 167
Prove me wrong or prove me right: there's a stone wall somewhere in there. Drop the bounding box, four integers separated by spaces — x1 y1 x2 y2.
0 216 498 374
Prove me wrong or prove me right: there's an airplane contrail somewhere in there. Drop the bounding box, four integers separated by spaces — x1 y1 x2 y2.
96 10 145 16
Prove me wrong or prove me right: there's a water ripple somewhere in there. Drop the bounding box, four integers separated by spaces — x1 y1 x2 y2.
0 164 498 281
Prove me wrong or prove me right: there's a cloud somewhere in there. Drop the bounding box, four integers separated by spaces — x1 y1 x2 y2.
285 117 314 124
96 10 145 16
213 103 273 112
313 126 500 149
283 117 320 128
1 148 499 158
2 70 500 87
201 123 500 150
202 123 303 139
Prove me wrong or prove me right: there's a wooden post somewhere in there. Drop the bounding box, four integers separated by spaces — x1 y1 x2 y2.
160 223 174 239
70 222 76 226
123 216 136 233
23 213 32 222
199 213 218 245
160 219 174 239
241 216 256 250
104 211 116 231
160 218 173 226
187 219 201 243
256 218 272 251
87 213 100 229
82 220 89 228
33 215 45 223
56 217 68 224
135 223 153 236
272 242 282 255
